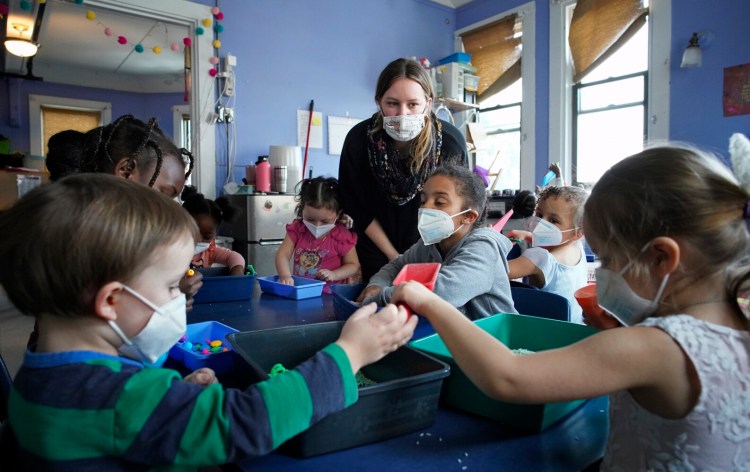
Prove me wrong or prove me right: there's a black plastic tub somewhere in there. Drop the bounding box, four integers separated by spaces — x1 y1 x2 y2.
227 321 450 457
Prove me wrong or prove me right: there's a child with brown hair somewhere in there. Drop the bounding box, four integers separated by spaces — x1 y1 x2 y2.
0 173 416 468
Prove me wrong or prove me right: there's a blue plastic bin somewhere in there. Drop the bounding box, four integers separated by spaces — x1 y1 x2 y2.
169 321 238 375
330 283 366 319
192 271 254 304
257 275 325 300
438 52 471 65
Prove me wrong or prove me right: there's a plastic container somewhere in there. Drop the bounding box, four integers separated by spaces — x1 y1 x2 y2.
392 263 441 290
255 155 271 193
438 52 472 65
192 269 254 304
330 283 367 319
227 321 450 457
464 73 479 92
169 321 238 375
257 275 325 299
411 313 597 432
244 165 256 185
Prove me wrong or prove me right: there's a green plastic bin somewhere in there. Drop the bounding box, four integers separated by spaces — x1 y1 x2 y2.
410 313 597 432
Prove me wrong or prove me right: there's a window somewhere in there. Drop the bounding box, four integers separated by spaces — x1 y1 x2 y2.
549 0 670 187
28 95 111 158
573 23 648 185
456 1 536 191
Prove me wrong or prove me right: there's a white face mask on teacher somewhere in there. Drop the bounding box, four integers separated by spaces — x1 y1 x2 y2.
381 105 429 142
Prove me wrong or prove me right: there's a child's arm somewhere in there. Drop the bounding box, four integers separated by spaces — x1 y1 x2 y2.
391 282 690 405
358 245 415 304
211 246 246 276
317 246 360 282
507 254 545 286
275 235 295 285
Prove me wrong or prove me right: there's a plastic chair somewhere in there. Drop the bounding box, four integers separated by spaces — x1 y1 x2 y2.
511 286 571 322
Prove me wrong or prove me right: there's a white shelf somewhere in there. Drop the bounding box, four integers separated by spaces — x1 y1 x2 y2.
436 97 479 112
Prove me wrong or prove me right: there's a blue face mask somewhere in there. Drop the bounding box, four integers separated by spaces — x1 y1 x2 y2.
595 243 670 326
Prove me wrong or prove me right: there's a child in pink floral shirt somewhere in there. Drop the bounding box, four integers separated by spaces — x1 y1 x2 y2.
275 177 359 293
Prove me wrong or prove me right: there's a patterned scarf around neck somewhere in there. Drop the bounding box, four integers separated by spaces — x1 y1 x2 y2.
367 112 443 205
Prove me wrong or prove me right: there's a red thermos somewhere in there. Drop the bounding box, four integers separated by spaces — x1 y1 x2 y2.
255 155 271 193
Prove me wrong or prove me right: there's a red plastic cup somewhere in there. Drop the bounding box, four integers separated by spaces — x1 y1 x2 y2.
393 263 442 317
574 284 620 330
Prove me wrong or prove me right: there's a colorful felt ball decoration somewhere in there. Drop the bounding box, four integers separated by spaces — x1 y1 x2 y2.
152 46 162 54
134 44 144 53
212 39 221 49
183 37 192 46
210 56 219 65
85 10 96 21
211 6 220 15
195 26 205 36
170 42 179 51
213 23 224 33
117 36 127 45
209 68 218 77
216 12 224 20
20 1 31 11
104 27 113 37
202 18 212 27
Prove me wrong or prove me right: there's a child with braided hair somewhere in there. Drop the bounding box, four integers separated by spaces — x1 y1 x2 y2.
45 114 194 199
181 186 246 276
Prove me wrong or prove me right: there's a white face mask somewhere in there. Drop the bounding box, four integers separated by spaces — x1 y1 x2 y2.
530 217 577 247
382 106 428 142
304 220 336 239
194 242 210 255
418 208 472 245
595 244 670 326
108 286 187 364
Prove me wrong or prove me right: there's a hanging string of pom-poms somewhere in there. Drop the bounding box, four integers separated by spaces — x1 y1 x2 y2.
208 6 224 77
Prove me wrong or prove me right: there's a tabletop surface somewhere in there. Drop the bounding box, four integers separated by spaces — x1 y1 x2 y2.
188 286 608 471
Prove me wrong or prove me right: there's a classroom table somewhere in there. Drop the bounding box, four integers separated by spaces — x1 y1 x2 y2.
188 288 608 472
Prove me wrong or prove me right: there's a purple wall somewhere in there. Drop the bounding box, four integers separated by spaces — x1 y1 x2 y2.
669 0 750 163
0 79 184 153
203 0 458 193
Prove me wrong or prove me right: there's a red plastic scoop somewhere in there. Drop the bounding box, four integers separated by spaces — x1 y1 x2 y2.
393 263 442 317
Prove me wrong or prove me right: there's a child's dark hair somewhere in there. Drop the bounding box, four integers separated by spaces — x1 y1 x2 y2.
181 185 240 225
538 186 588 228
511 190 537 218
295 177 341 218
0 173 198 319
45 114 194 186
429 165 488 229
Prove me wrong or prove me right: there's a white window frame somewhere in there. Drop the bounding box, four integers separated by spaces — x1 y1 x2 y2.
28 94 112 157
455 1 536 191
549 0 671 183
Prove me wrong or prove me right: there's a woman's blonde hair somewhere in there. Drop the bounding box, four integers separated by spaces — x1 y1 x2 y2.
372 58 435 174
585 144 750 315
0 173 198 318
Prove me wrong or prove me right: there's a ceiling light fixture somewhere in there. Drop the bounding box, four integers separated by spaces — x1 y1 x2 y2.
5 23 39 58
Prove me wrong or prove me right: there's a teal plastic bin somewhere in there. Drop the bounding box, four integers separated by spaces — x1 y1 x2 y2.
410 313 597 432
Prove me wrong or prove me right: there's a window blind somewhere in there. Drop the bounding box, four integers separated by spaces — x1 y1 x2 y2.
569 0 648 83
460 13 521 100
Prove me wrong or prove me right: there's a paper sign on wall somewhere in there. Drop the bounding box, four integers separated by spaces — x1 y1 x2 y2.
328 115 364 156
297 109 323 149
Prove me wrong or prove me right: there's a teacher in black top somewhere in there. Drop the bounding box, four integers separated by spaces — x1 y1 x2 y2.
338 58 468 282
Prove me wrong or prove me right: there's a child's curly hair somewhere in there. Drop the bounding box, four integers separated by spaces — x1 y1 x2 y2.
294 177 341 218
181 185 240 225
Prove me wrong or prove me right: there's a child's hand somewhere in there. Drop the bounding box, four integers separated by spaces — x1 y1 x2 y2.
279 276 294 285
549 162 561 178
356 285 382 303
335 303 417 373
180 270 204 311
183 367 218 387
229 265 245 276
391 281 439 318
316 268 337 282
338 213 354 230
582 310 622 330
507 229 532 243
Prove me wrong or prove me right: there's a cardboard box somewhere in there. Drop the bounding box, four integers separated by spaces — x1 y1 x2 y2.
0 169 49 211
